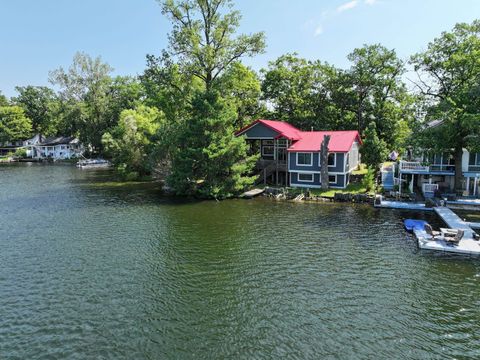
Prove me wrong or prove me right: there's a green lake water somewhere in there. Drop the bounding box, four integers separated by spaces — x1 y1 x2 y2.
1 164 480 359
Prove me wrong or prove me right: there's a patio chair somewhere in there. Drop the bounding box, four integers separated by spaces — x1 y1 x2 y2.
424 224 441 237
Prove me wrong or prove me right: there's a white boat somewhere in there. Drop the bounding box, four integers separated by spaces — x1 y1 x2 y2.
76 159 111 169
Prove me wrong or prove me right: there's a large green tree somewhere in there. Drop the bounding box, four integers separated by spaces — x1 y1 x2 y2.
360 122 388 171
261 54 350 130
0 106 32 143
159 0 266 90
411 20 480 191
214 62 264 128
13 86 59 135
102 106 163 179
168 91 257 198
49 52 114 151
346 44 415 146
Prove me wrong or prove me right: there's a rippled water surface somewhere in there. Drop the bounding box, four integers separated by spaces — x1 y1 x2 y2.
1 164 480 359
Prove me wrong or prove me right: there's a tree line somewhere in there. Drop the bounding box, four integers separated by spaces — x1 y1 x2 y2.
1 0 479 196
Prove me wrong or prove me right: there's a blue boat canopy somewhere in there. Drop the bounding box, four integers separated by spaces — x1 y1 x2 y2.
404 219 428 232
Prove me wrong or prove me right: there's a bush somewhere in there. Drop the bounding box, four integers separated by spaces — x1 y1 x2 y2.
361 167 376 192
14 148 27 158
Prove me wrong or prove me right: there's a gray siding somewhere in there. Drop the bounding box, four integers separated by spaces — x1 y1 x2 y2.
241 122 279 139
288 152 345 172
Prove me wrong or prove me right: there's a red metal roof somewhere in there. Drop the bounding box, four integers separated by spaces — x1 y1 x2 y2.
235 119 361 152
235 119 302 140
287 131 361 153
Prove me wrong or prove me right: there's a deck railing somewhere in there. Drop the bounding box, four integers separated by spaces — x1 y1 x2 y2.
399 161 429 172
399 161 455 173
468 165 480 172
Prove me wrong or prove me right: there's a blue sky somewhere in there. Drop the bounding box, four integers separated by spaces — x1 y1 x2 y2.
1 0 480 97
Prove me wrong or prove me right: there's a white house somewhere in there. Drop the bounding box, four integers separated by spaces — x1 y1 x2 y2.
30 136 83 160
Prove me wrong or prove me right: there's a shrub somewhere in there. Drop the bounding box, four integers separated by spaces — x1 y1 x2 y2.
14 148 27 158
361 167 376 192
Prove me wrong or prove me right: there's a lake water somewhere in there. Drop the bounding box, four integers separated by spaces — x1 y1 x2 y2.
1 164 480 359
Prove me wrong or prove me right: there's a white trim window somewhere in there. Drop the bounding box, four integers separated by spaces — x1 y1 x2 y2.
328 175 337 185
296 152 313 166
298 173 314 182
328 153 336 167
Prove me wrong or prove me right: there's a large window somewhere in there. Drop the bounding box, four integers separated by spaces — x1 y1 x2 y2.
328 153 336 167
298 173 314 182
261 140 274 157
296 152 312 166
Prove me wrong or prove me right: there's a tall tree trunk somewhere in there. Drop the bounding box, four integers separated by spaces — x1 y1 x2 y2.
454 145 464 194
320 135 331 190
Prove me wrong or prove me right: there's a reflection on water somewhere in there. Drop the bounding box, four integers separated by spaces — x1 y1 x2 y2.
1 164 480 359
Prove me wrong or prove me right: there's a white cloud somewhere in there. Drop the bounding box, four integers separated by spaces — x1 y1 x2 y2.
337 0 359 12
365 0 377 5
314 25 324 37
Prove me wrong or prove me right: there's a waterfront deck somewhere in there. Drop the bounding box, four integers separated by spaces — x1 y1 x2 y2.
414 228 480 255
375 200 433 211
433 207 474 238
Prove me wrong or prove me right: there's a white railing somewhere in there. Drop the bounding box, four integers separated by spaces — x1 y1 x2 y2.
399 161 455 173
423 183 438 193
399 161 429 172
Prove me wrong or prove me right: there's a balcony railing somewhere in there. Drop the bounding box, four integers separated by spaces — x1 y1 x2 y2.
399 161 455 173
399 161 429 172
468 165 480 172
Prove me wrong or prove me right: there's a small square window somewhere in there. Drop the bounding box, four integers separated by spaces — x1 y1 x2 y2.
328 175 336 184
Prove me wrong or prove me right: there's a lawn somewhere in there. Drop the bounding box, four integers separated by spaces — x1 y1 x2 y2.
309 182 373 198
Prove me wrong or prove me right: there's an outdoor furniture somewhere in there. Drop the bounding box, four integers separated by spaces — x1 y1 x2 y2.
439 228 464 244
424 224 441 237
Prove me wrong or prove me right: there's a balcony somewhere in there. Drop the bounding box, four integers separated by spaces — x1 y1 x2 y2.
468 165 480 172
399 161 455 175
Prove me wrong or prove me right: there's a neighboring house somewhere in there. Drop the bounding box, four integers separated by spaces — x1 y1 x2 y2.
235 119 362 189
397 150 480 198
0 134 44 156
31 136 83 160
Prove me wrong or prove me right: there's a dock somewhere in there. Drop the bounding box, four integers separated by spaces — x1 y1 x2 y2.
433 207 474 238
412 206 480 255
241 188 265 199
374 200 433 211
414 228 480 256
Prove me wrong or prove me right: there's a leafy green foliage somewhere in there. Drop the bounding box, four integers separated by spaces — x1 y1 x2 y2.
0 106 32 143
0 91 9 107
13 86 59 135
411 20 480 190
214 62 264 128
168 91 258 198
360 122 388 169
159 0 266 90
361 167 376 192
102 106 163 179
49 52 114 152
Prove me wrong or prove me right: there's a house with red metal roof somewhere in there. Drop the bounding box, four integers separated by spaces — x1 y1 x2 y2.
235 119 362 188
